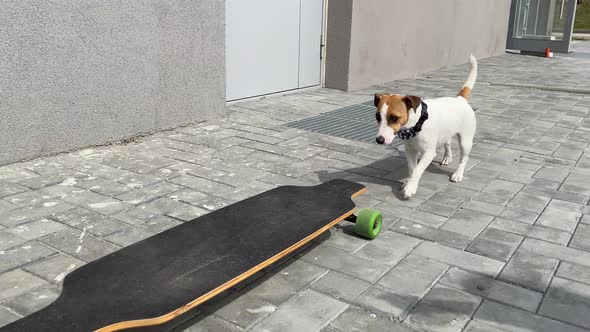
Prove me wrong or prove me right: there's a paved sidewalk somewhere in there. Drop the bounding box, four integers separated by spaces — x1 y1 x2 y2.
1 48 590 332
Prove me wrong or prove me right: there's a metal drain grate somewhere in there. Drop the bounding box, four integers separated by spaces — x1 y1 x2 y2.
287 100 478 146
286 102 383 144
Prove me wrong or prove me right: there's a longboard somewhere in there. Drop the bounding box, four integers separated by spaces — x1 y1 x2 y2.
0 179 382 332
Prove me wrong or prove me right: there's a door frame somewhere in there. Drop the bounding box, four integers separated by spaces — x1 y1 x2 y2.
506 0 577 53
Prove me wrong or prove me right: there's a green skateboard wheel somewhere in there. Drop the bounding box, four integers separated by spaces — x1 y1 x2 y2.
354 209 382 239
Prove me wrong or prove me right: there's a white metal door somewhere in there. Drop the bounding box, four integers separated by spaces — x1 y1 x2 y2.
226 0 323 101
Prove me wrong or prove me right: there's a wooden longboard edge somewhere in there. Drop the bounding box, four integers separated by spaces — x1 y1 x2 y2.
95 186 367 332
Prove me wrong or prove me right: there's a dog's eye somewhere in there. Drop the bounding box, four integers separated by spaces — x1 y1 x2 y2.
375 113 381 122
389 115 399 122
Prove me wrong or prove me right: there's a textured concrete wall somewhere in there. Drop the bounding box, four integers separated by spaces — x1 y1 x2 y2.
0 0 225 165
326 0 512 91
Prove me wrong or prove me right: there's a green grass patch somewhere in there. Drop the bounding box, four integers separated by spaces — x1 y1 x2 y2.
575 2 590 30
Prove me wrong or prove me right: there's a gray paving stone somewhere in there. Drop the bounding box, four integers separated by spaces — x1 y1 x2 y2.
354 230 421 265
466 228 523 262
474 300 587 332
439 268 542 312
137 197 208 221
375 205 447 228
553 144 584 160
0 242 56 274
51 208 131 237
6 219 67 241
377 254 447 297
489 218 570 245
245 260 327 306
462 200 505 216
0 231 27 251
75 177 134 197
40 229 120 262
16 174 74 190
534 165 571 183
0 201 17 217
561 172 590 196
556 262 590 285
23 254 84 284
115 181 181 205
539 277 590 329
326 307 419 332
482 179 524 197
168 189 235 211
184 315 244 332
251 289 347 332
0 182 28 199
520 237 590 267
300 245 389 283
426 193 468 207
202 293 276 329
139 215 183 233
570 223 590 251
318 229 368 253
547 199 586 213
168 174 234 196
412 242 504 277
0 270 46 301
463 321 508 332
405 285 481 332
2 190 50 207
2 284 59 316
418 201 459 218
499 208 538 224
104 226 154 247
522 185 589 204
440 209 494 238
353 286 417 320
0 200 75 227
47 187 132 216
530 178 561 190
0 167 38 182
394 220 471 249
499 251 558 292
0 306 20 328
312 271 371 302
507 192 551 214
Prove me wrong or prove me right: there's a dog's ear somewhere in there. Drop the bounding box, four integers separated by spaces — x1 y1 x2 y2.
403 95 422 113
374 93 384 107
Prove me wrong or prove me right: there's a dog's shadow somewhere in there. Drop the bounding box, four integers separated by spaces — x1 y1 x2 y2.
316 148 456 200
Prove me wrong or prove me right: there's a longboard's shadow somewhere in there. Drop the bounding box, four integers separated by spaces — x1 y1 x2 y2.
131 233 331 331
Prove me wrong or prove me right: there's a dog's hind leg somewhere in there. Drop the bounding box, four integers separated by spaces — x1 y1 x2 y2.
451 131 474 183
441 138 453 166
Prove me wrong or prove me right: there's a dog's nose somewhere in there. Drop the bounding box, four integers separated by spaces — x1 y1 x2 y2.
376 136 385 145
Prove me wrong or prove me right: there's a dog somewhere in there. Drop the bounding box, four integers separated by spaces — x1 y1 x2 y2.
374 55 478 199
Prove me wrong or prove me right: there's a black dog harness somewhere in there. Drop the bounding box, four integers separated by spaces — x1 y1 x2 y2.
397 101 429 140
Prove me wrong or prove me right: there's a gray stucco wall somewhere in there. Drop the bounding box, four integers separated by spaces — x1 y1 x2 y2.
325 0 512 91
0 0 225 166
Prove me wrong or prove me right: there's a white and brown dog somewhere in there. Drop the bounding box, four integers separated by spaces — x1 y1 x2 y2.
374 55 478 199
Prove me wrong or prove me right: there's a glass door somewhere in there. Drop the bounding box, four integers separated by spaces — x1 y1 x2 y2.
507 0 577 53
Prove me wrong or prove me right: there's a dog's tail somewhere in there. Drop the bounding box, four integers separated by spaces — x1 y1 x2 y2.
457 54 478 100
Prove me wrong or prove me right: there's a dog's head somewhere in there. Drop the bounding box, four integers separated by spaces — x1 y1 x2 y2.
374 93 421 145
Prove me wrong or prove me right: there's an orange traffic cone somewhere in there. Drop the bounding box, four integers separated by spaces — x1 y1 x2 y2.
545 48 553 58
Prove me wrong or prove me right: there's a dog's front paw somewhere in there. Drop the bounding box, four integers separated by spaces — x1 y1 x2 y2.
450 172 463 183
402 182 417 199
441 156 452 166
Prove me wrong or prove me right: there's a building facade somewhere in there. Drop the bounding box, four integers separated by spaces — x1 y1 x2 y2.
0 0 511 165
